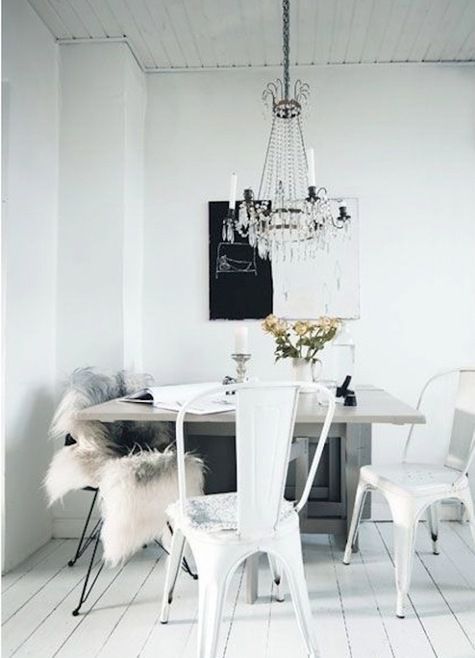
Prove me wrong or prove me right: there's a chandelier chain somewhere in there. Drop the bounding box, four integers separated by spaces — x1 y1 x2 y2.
283 0 290 100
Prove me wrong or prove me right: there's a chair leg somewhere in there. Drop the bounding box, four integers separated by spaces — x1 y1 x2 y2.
68 489 99 567
160 528 186 624
72 522 104 616
427 503 439 555
155 534 198 580
457 488 475 549
343 481 369 565
192 546 239 658
273 530 319 658
268 553 284 602
197 577 229 658
389 499 418 619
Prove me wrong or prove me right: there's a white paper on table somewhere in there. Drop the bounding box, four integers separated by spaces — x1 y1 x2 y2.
122 382 234 415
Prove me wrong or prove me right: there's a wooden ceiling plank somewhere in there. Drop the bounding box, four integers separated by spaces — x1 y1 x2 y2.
442 0 475 59
221 0 251 67
87 0 124 37
345 0 376 63
330 0 356 64
376 0 413 62
455 24 475 60
258 0 269 66
181 0 217 68
360 0 393 63
199 0 234 67
408 0 450 61
391 0 432 61
107 0 160 68
262 0 283 66
296 0 318 64
136 0 182 68
164 0 203 67
291 0 299 63
313 0 337 64
28 0 73 39
424 0 468 61
238 0 264 66
68 0 107 37
46 0 90 38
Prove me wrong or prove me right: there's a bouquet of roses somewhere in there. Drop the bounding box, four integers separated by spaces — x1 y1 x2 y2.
262 314 341 363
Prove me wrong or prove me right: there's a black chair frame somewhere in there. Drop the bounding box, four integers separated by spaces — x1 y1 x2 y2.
64 436 197 616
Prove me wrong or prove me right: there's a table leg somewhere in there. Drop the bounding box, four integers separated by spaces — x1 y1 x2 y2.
345 423 372 551
246 554 259 604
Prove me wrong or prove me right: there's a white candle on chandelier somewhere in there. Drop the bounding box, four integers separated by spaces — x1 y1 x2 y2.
228 172 238 209
234 325 249 354
307 148 316 187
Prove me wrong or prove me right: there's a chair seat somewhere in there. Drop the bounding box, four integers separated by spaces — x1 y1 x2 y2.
167 492 296 533
360 462 466 497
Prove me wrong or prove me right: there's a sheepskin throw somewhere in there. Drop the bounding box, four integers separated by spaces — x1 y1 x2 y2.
46 368 204 566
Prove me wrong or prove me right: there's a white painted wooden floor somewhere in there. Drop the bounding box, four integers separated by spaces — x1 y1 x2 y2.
3 522 475 658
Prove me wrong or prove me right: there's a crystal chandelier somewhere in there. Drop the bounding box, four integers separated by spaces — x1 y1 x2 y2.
222 0 351 261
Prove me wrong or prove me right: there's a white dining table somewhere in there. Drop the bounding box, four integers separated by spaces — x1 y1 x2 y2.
77 385 424 603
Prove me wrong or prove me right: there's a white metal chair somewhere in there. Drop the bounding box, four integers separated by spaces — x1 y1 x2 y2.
159 381 335 658
343 368 475 618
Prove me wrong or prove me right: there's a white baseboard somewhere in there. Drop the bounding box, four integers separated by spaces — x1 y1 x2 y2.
53 516 100 539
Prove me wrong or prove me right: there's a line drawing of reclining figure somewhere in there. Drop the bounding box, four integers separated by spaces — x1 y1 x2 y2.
215 242 258 278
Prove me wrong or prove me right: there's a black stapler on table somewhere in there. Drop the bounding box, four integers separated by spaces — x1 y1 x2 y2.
336 375 357 407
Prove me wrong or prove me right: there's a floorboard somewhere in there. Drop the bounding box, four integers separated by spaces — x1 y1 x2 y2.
55 546 160 658
3 523 475 658
305 535 353 658
97 550 166 658
329 532 395 658
12 554 120 658
357 523 436 658
378 522 475 658
223 557 274 658
1 541 67 594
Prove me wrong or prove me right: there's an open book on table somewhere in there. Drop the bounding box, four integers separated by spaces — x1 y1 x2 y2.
121 382 234 416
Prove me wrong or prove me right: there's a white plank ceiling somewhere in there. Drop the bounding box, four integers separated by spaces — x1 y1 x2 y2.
28 0 475 72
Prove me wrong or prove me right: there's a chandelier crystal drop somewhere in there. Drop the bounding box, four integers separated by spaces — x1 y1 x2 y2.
222 0 351 262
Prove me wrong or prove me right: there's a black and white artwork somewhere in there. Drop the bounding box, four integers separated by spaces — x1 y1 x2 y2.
209 201 273 320
209 198 359 320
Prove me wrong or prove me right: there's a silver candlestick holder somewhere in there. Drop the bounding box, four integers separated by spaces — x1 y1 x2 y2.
232 353 251 383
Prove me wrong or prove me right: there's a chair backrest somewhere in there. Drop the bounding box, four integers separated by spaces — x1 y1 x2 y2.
403 368 475 476
445 369 475 474
175 381 335 539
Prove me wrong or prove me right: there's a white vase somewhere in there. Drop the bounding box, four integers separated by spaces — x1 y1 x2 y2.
291 357 322 392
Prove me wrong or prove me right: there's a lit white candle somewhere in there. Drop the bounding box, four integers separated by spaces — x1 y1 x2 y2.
307 148 316 187
234 325 249 354
228 172 238 209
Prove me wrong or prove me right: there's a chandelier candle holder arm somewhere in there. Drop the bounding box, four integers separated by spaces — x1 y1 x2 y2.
221 0 351 262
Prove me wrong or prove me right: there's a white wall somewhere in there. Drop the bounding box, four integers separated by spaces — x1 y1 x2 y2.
144 64 475 511
123 51 146 373
53 42 146 537
2 0 58 570
56 42 145 378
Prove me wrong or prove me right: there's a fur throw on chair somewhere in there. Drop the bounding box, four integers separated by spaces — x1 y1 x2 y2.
45 368 204 566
